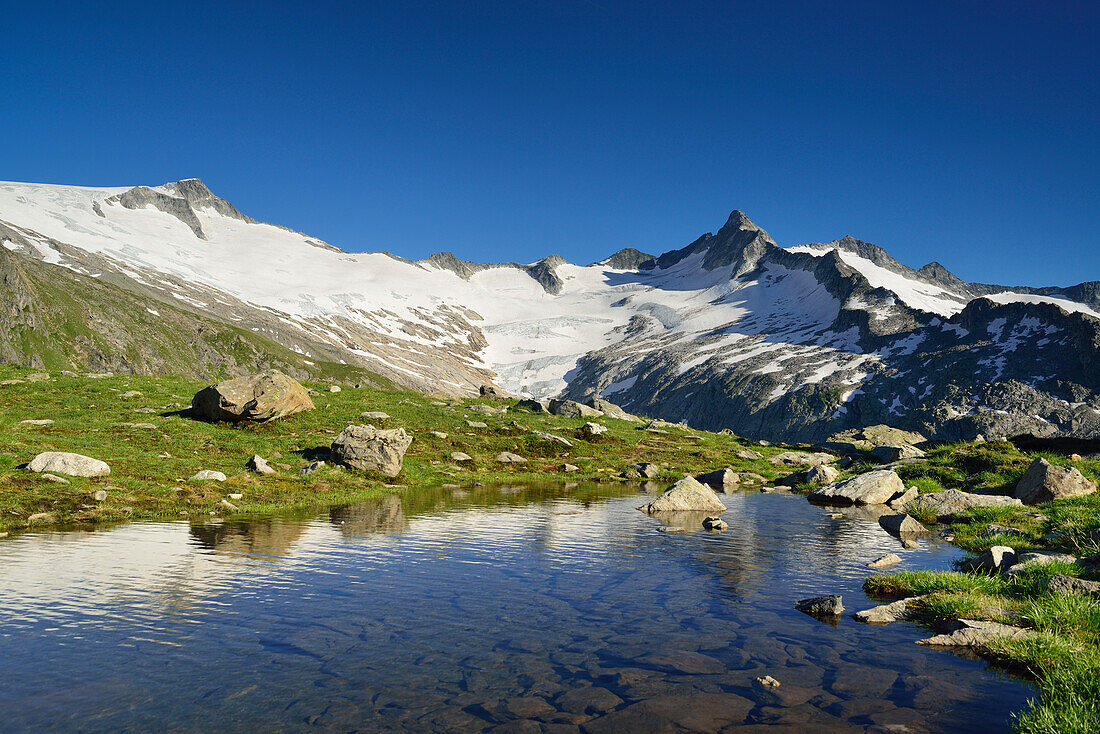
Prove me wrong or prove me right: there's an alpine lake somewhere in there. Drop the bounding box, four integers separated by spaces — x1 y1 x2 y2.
0 481 1034 732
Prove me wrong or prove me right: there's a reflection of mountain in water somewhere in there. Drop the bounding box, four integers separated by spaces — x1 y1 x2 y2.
189 518 310 557
330 494 407 537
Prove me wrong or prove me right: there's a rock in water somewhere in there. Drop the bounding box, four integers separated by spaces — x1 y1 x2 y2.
795 595 843 617
695 467 740 491
191 370 314 423
702 516 728 531
916 619 1030 647
878 513 929 536
1015 458 1097 504
867 553 902 569
330 424 413 477
809 470 905 505
640 476 727 514
27 452 110 478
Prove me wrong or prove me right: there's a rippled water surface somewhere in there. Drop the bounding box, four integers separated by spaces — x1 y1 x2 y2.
0 483 1033 732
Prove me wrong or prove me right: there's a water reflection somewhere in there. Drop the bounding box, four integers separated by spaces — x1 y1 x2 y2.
0 483 1032 733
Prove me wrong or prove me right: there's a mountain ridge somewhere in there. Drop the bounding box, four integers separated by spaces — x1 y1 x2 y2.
2 178 1098 442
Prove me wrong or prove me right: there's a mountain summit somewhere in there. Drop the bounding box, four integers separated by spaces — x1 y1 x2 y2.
2 178 1099 441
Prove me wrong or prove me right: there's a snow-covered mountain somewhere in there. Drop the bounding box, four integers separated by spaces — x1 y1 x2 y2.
2 178 1098 441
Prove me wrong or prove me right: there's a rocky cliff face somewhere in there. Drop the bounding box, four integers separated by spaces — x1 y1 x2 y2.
2 178 1098 440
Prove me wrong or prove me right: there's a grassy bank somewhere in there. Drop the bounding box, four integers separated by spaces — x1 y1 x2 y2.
0 365 801 532
866 441 1100 734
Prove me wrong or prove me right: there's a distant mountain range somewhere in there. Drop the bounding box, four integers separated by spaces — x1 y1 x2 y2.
2 178 1098 441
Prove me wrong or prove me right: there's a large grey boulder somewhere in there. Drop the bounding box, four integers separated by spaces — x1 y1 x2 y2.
586 398 640 422
903 489 1023 522
695 467 740 490
330 424 413 477
809 470 905 505
1004 551 1079 577
548 399 602 418
1015 458 1097 504
828 425 927 451
640 476 727 514
1045 574 1100 596
769 451 835 467
516 398 549 414
871 443 926 462
27 452 110 478
804 464 840 484
192 370 314 423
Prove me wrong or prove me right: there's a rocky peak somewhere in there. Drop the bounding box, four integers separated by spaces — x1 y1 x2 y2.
596 247 655 270
102 179 254 239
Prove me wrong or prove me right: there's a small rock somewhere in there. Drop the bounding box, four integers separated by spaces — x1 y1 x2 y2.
755 675 781 687
478 384 515 400
189 470 227 482
530 430 573 447
867 553 902 569
494 451 527 463
40 474 70 485
0 379 25 385
328 385 341 393
916 619 1030 647
516 398 549 413
360 411 390 420
656 526 684 533
92 489 108 502
635 462 660 478
248 455 276 475
27 512 56 523
804 464 840 484
855 596 923 624
18 419 54 426
228 493 243 500
809 470 905 505
795 595 844 617
299 461 325 477
450 452 474 463
217 499 238 511
695 467 741 491
871 443 926 462
735 449 762 460
119 390 142 398
465 420 488 428
562 463 580 472
581 421 607 438
888 487 919 510
702 516 728 531
1004 551 1079 577
769 451 836 467
959 545 1017 574
878 513 929 536
981 524 1028 540
429 431 448 439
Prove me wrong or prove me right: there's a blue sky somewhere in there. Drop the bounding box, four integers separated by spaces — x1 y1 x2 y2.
3 1 1097 286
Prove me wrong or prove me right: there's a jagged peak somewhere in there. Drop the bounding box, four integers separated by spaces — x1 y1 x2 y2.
594 247 655 270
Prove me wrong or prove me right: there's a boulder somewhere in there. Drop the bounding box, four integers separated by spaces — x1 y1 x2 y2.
878 513 928 536
735 449 762 460
888 486 919 510
959 545 1017 574
27 452 110 478
867 553 902 569
586 398 640 422
1014 458 1097 504
695 467 740 491
479 384 515 400
804 464 840 484
903 489 1023 522
634 462 660 479
581 422 607 438
1045 574 1100 596
191 370 314 423
531 430 573 447
916 619 1030 647
769 451 836 467
795 595 844 617
828 425 927 451
248 454 276 475
548 399 603 418
189 470 226 482
516 398 549 414
468 403 506 415
809 470 905 505
330 424 413 477
640 476 727 514
495 451 527 463
871 443 926 462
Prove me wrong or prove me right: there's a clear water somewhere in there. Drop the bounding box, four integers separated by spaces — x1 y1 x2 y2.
0 483 1033 732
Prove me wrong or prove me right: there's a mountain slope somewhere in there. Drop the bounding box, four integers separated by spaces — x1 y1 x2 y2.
2 178 1098 441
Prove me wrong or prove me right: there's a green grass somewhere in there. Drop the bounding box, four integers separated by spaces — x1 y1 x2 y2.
0 364 803 532
865 437 1100 733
